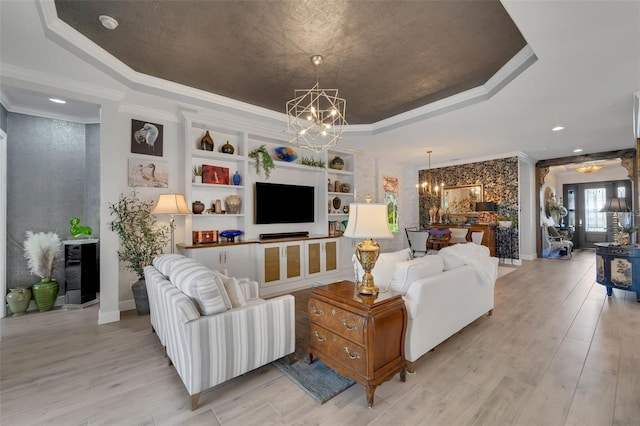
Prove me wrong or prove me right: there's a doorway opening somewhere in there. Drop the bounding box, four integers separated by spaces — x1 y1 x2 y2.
535 149 637 258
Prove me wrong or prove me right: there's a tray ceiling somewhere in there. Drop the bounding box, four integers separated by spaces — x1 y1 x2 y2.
54 0 527 125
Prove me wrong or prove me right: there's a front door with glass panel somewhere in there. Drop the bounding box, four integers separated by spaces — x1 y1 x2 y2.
566 180 631 249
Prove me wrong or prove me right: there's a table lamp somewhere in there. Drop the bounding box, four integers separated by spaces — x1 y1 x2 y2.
342 197 393 295
600 197 630 243
151 194 191 253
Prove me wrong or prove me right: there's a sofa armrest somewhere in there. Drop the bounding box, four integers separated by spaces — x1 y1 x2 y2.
178 294 295 395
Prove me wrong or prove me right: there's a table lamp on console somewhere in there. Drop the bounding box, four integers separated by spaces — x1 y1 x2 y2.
600 197 630 244
343 196 393 296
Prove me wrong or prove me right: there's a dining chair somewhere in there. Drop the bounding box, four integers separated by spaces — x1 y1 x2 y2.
449 228 469 244
406 228 429 257
471 231 484 245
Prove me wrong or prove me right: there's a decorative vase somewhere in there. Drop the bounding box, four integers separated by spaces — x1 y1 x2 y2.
6 287 31 315
332 196 342 210
620 232 630 245
192 200 205 214
330 156 344 170
194 175 202 184
131 279 150 315
32 278 58 312
200 131 214 151
221 141 234 154
232 171 241 186
225 195 242 214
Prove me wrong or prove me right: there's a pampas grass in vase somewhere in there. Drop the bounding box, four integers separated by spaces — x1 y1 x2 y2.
24 231 62 312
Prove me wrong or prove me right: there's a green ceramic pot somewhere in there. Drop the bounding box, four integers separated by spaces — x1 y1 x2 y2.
6 287 31 315
32 278 59 312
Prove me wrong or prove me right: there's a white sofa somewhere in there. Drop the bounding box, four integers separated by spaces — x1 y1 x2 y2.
356 243 498 372
144 254 295 410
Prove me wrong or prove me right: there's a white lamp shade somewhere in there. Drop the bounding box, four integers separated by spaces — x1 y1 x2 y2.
151 194 191 215
343 203 393 239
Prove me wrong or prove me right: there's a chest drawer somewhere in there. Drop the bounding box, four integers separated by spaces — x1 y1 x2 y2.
310 323 367 376
308 298 365 344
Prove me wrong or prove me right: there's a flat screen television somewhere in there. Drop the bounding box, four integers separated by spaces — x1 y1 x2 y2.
255 182 315 224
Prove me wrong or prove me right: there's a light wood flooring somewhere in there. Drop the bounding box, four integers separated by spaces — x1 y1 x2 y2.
1 250 639 425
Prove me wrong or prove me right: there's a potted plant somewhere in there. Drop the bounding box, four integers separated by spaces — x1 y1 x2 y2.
192 165 203 184
248 144 275 179
616 224 638 245
496 213 516 228
23 231 62 312
109 189 168 315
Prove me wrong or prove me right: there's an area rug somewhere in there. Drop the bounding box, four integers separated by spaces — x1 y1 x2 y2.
272 355 355 404
272 285 356 404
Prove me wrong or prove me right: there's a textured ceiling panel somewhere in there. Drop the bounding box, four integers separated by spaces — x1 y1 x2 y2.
54 0 527 124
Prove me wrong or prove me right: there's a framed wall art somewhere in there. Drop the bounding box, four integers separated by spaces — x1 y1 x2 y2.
202 164 229 185
383 176 399 233
128 158 169 188
131 119 163 157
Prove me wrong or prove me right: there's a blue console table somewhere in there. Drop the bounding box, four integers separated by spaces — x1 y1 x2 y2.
595 243 640 301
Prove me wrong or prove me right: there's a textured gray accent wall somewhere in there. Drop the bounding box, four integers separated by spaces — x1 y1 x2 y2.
85 123 100 235
6 113 95 290
0 103 7 132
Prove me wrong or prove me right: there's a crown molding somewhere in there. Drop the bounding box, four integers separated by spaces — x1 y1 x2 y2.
118 103 179 123
344 45 537 137
0 63 126 104
428 151 524 169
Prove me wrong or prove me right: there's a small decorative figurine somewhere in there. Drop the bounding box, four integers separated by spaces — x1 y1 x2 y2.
70 217 92 237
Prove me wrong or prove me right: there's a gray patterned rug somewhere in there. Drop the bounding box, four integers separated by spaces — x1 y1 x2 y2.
272 355 355 404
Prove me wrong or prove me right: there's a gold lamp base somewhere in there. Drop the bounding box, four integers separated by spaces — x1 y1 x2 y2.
355 238 381 296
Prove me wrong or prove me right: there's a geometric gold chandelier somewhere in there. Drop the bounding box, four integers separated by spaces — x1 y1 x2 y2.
286 55 347 153
575 162 605 173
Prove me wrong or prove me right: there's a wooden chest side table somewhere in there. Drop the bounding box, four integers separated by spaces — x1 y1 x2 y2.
308 280 407 407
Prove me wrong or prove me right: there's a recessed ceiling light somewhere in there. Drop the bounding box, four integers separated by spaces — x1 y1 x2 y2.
49 98 66 104
552 126 565 131
99 15 119 30
573 148 583 153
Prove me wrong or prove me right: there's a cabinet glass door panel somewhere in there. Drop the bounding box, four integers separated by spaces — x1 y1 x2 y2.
307 242 321 275
264 247 280 283
286 244 301 279
325 241 337 272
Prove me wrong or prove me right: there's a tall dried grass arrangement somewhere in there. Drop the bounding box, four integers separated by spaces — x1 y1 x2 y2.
23 231 62 279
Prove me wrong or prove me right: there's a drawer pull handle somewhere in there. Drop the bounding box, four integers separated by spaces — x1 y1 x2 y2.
341 319 358 331
311 306 324 317
344 347 360 360
314 331 327 342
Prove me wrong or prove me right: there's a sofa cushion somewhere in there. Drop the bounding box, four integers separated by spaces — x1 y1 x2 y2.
438 251 467 271
215 271 246 308
355 248 411 290
389 255 444 294
152 254 186 277
168 257 232 315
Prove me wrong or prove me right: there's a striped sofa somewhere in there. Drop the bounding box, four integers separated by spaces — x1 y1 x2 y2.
145 254 295 410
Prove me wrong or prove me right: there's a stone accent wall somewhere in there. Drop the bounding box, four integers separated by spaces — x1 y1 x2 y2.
418 156 519 259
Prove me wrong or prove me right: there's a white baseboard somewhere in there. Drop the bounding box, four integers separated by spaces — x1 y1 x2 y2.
119 298 136 312
98 309 120 324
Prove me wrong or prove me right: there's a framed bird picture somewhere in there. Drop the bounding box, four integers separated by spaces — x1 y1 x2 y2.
128 158 169 188
131 119 164 157
202 165 229 185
